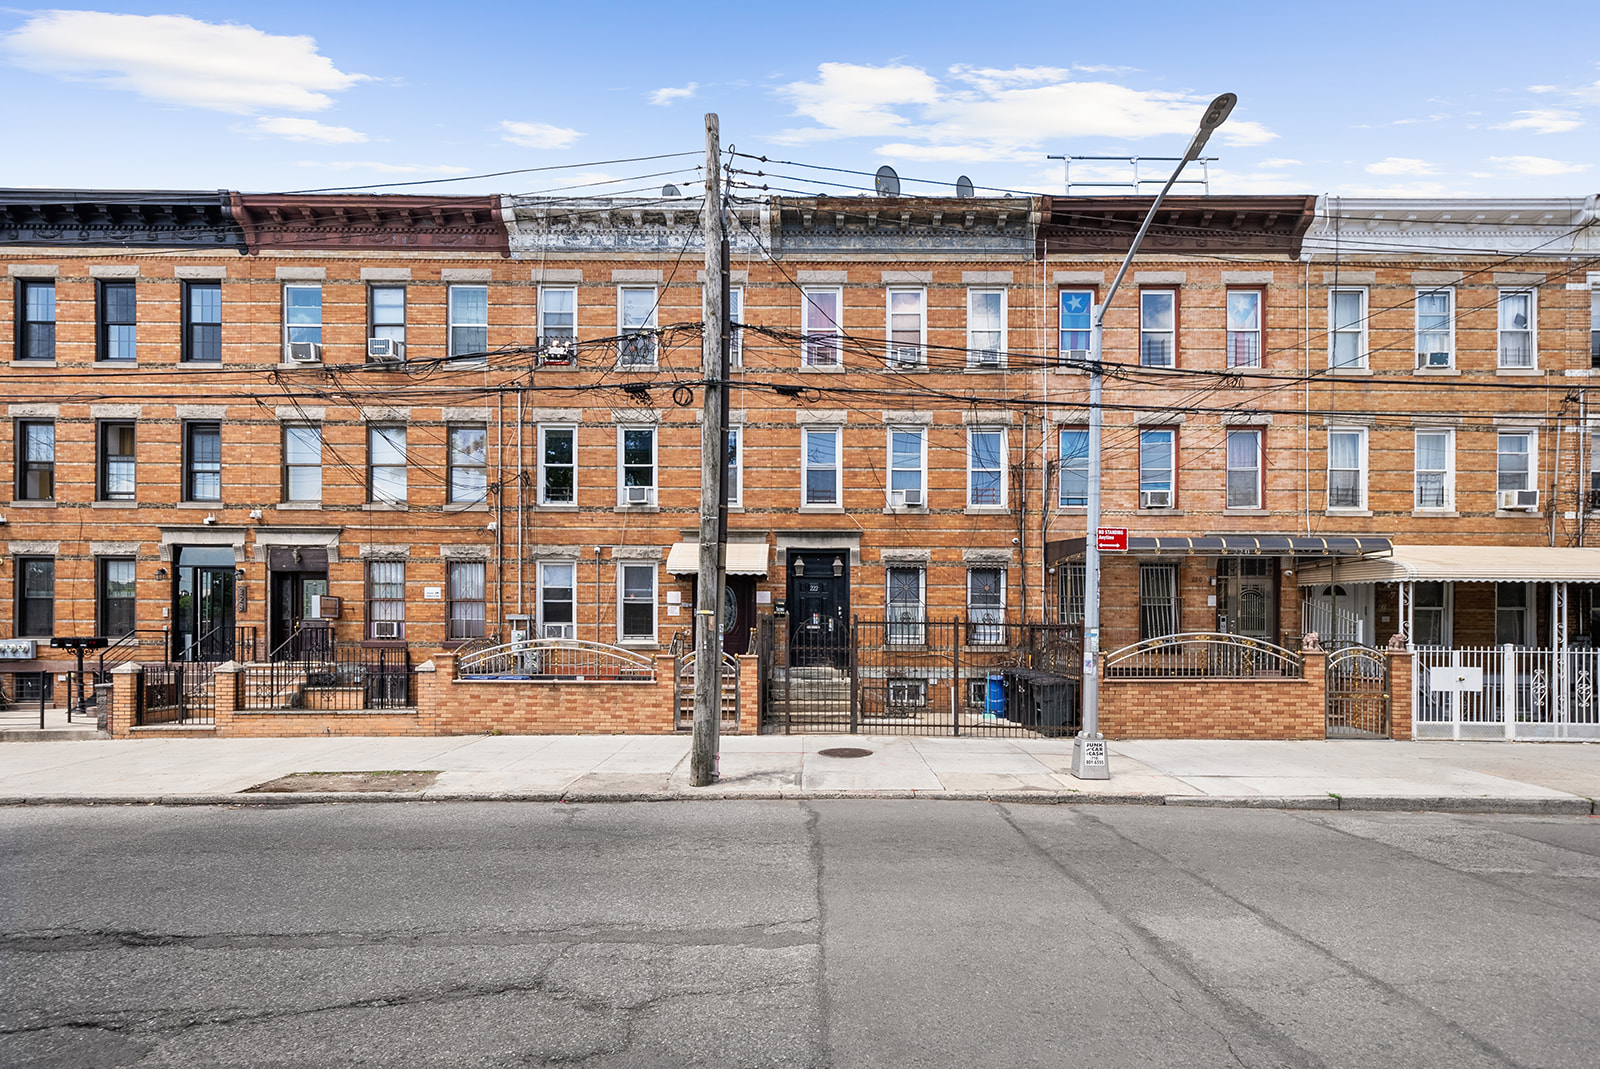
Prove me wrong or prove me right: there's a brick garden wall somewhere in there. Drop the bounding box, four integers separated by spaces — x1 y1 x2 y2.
1098 651 1327 740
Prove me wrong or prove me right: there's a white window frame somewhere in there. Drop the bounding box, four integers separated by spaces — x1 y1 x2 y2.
1415 288 1454 369
802 426 841 506
1139 289 1176 367
617 425 657 506
447 284 488 362
885 287 926 368
368 425 406 504
966 427 1006 507
1058 426 1089 508
1138 428 1175 509
618 562 657 644
1497 430 1536 495
887 426 926 509
1059 289 1093 366
538 285 577 342
283 284 322 348
1224 428 1262 510
728 285 744 368
725 425 742 507
1329 287 1368 369
802 287 842 368
1327 427 1368 511
1225 289 1263 368
282 424 322 503
618 285 658 367
966 288 1007 368
1411 581 1452 648
537 560 577 639
1497 288 1536 369
538 424 576 506
967 567 1006 645
369 284 406 347
1414 428 1454 511
886 565 926 645
1589 428 1600 512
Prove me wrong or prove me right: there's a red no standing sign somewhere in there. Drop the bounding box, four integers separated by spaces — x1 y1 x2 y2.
1097 527 1128 551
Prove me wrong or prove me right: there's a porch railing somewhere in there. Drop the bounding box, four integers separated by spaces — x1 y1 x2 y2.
1302 601 1364 645
241 646 412 711
1413 645 1600 740
1104 632 1303 679
137 662 216 725
456 638 657 682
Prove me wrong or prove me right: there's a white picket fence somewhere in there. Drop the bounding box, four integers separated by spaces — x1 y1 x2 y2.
1302 601 1365 645
1412 645 1600 740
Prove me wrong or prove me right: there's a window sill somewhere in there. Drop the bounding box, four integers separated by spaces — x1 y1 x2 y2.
726 505 745 513
9 360 56 368
1564 369 1598 378
1056 506 1087 515
884 364 928 373
614 504 660 513
535 503 579 512
1136 365 1181 374
1413 510 1458 518
1328 366 1372 376
362 501 409 512
963 365 1008 373
96 360 138 367
613 364 659 373
1224 508 1271 516
797 364 845 373
174 501 222 509
618 640 660 649
7 500 57 508
1495 510 1545 519
964 505 1010 516
360 639 407 649
1413 367 1460 376
1226 366 1273 375
1325 509 1373 517
1051 366 1088 376
91 500 136 508
882 506 930 515
174 362 224 370
1138 508 1186 516
799 505 845 514
277 501 323 511
1496 367 1544 377
443 501 490 513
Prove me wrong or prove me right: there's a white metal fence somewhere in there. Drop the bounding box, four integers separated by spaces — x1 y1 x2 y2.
1412 645 1600 741
1301 601 1364 645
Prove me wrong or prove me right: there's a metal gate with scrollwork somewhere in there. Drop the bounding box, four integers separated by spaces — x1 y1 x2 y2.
1326 646 1389 738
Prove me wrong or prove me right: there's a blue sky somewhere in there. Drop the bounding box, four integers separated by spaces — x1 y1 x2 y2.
2 2 1597 199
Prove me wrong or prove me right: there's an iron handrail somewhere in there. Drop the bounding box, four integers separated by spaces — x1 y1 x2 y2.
1104 631 1303 678
97 627 170 681
456 638 656 680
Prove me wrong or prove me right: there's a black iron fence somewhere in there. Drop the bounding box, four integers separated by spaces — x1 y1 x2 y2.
241 646 411 712
757 615 1081 737
137 663 216 726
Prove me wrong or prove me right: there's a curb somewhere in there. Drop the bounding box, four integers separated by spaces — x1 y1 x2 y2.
1 791 1592 815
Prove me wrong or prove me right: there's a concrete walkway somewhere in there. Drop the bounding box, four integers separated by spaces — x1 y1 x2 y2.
1 734 1597 813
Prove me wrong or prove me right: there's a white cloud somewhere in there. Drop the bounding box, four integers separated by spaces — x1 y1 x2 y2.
0 11 366 113
773 62 1276 160
499 120 583 149
649 82 698 106
1365 157 1437 176
251 116 366 144
296 161 470 174
1487 155 1591 177
1494 109 1583 134
1258 158 1301 169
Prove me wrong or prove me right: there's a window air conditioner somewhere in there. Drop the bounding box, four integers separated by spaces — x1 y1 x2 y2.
1420 350 1450 368
1498 489 1539 511
889 346 920 367
625 485 651 506
1063 348 1090 366
542 623 573 639
367 338 404 362
371 620 400 639
972 349 1002 367
286 342 323 364
902 487 924 507
1140 489 1172 509
539 337 575 365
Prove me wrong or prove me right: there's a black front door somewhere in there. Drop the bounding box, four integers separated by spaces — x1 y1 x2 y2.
174 546 236 662
268 547 329 659
788 551 849 668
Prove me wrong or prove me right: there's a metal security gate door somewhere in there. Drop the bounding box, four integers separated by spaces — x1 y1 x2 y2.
1326 646 1389 738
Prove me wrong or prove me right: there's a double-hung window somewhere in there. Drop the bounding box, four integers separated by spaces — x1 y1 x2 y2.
1496 583 1530 646
1591 280 1600 369
184 423 222 501
1139 563 1180 639
1414 430 1452 510
99 421 135 501
368 426 407 503
1058 426 1089 507
1226 290 1262 368
967 289 1005 368
967 428 1005 506
1329 288 1366 369
447 560 486 640
619 563 657 643
283 284 322 354
369 285 405 350
282 425 322 502
618 287 658 367
538 561 576 639
1591 431 1600 511
1139 290 1176 367
886 565 926 644
97 558 136 638
539 286 576 364
1497 432 1534 505
539 425 575 505
728 286 744 367
1498 290 1535 368
183 282 221 362
802 288 842 367
1327 428 1366 510
448 285 488 361
1416 289 1453 368
366 560 405 641
1059 289 1092 365
967 568 1006 644
803 427 840 505
888 427 925 508
15 281 55 361
1225 429 1262 509
886 288 925 367
448 424 488 503
17 421 54 501
619 426 656 505
1138 429 1175 509
17 558 55 636
98 281 136 362
726 426 742 506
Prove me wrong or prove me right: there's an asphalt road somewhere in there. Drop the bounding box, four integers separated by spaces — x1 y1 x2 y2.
3 801 1598 1068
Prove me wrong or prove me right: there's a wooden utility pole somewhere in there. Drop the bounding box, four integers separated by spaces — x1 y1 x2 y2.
691 113 726 786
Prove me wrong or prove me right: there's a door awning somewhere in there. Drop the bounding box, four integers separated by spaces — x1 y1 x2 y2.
1297 545 1600 585
664 541 770 576
1045 534 1391 565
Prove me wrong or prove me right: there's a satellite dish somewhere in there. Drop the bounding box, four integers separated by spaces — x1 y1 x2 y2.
875 165 900 197
955 175 974 199
661 184 681 197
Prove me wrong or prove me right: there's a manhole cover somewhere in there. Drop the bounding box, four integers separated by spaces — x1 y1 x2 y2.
818 747 874 759
242 771 441 794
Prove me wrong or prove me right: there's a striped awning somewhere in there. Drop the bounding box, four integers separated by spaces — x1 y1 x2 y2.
664 541 770 576
1045 534 1391 565
1297 545 1600 585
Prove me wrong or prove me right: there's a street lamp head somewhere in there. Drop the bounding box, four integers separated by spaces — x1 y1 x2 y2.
1183 92 1237 162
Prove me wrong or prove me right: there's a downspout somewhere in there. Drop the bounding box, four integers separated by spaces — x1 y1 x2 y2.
496 386 505 638
516 388 524 617
1040 233 1051 623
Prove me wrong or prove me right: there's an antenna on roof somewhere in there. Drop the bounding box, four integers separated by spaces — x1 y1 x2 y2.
955 176 974 198
874 165 900 197
661 184 681 197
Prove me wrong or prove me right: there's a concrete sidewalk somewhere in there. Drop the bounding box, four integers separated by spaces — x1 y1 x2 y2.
1 733 1597 813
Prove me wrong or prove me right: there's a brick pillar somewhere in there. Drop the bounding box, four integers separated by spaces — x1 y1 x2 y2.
109 663 142 737
1388 651 1413 740
738 654 760 734
412 658 439 735
434 650 458 681
1301 650 1327 740
656 653 679 733
212 660 241 735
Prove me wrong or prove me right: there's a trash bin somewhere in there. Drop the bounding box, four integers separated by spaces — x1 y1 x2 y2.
1031 676 1079 736
985 674 1006 718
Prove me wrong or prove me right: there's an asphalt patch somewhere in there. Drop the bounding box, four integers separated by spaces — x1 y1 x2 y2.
242 770 442 794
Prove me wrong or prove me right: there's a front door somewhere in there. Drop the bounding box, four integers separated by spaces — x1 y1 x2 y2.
174 546 236 662
1217 558 1277 642
788 551 849 668
692 576 757 656
267 547 330 659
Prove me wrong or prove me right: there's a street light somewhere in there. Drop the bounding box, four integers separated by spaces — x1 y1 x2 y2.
1071 93 1236 781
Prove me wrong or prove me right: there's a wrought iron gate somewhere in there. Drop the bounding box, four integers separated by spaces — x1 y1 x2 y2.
673 650 740 732
1325 646 1389 738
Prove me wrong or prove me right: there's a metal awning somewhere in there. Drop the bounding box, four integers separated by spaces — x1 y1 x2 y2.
1297 545 1600 586
1045 534 1391 566
664 541 771 576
